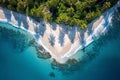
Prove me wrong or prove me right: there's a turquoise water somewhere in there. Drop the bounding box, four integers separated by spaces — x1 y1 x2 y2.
0 11 120 80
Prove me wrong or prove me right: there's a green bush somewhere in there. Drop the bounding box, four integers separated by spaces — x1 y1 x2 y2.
0 0 118 29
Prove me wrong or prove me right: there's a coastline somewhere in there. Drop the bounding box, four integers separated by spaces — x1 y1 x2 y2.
63 3 118 58
0 2 120 63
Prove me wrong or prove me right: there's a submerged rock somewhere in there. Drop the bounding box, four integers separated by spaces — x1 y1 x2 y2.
66 59 78 65
36 45 51 59
49 72 55 78
0 26 32 52
37 51 51 59
28 37 51 59
28 38 36 46
51 58 79 74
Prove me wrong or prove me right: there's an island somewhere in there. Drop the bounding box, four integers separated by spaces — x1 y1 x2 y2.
0 0 119 64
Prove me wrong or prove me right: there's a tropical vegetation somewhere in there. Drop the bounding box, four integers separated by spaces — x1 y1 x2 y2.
0 0 118 29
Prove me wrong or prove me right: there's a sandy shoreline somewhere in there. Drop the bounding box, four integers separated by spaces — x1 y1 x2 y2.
0 2 120 63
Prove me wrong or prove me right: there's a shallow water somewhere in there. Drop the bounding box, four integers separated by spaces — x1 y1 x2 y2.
0 11 120 80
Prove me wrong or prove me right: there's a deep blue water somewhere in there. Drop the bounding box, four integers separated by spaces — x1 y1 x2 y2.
0 11 120 80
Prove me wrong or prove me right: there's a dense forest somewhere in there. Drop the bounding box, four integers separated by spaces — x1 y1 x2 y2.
0 0 118 29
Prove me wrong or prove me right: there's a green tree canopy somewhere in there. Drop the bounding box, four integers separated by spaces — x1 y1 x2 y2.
0 0 118 29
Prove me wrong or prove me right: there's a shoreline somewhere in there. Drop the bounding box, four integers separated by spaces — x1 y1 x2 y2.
0 2 120 63
63 4 117 58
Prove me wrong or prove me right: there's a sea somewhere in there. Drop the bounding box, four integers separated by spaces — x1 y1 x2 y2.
0 10 120 80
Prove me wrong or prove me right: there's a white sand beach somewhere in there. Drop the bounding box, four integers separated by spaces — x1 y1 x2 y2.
0 2 120 63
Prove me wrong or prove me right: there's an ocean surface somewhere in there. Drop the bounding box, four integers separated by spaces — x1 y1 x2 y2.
0 10 120 80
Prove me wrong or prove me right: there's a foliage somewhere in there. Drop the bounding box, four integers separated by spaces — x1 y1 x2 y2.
0 0 118 29
17 0 25 13
56 13 70 24
44 13 52 22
